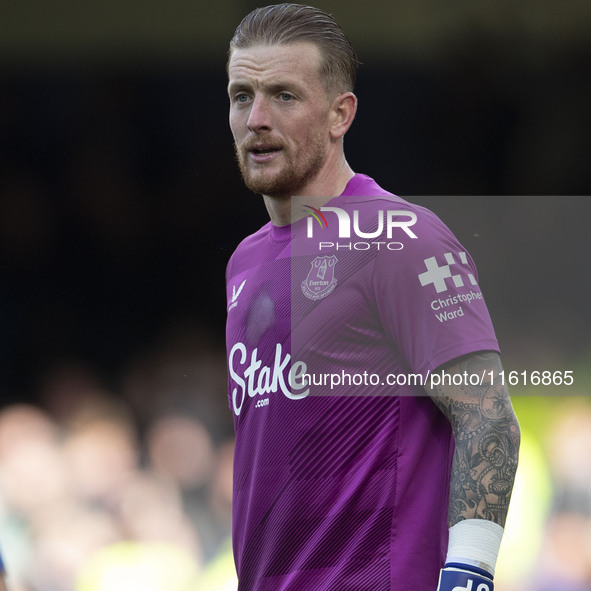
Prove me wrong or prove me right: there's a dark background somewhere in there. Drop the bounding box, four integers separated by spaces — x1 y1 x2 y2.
1 0 590 405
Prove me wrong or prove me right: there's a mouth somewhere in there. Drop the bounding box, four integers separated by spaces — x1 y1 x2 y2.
247 144 282 162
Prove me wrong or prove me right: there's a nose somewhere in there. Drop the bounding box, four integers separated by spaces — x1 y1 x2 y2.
247 95 272 133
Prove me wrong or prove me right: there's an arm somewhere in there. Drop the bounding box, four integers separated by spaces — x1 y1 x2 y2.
427 351 520 590
427 350 520 529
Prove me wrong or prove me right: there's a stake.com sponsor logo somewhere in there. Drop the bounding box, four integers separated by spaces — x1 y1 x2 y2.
229 341 491 415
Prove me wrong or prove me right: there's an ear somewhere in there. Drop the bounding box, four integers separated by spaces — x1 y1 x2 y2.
329 92 358 140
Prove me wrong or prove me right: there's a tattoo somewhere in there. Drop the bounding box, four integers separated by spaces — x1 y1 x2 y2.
428 351 520 527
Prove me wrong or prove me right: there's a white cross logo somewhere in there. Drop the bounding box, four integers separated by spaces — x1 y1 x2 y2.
418 256 452 293
418 252 477 293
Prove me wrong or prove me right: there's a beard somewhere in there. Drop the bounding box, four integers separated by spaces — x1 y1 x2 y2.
235 132 328 199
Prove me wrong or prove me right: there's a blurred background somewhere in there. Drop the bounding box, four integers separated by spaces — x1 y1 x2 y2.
1 0 590 589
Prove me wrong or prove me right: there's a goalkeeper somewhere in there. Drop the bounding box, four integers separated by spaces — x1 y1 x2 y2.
225 4 521 589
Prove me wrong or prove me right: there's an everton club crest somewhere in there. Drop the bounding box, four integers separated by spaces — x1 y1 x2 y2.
301 255 338 300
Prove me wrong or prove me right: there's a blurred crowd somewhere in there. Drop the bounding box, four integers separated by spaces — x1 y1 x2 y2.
0 329 237 591
496 397 591 591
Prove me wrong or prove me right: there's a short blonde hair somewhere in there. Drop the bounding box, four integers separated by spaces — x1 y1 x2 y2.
228 3 359 95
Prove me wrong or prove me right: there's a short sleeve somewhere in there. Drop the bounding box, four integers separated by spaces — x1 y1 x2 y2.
373 206 499 377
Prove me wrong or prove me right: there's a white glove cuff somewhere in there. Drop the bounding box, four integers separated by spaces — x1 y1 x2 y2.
446 519 504 576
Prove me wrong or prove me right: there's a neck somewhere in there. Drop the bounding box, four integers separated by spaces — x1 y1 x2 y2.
263 159 355 226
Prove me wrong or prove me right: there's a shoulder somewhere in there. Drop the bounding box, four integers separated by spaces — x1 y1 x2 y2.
226 221 273 280
357 195 479 289
342 174 452 228
342 176 461 253
232 220 274 253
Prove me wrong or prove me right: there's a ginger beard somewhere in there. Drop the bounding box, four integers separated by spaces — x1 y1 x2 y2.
234 129 328 198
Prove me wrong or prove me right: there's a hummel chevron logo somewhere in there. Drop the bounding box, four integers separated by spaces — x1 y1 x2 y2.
228 279 247 311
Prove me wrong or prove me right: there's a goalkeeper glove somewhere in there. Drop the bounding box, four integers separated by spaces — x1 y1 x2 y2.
436 563 494 591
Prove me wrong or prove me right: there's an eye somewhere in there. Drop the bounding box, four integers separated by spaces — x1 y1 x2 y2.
235 93 250 103
279 92 294 101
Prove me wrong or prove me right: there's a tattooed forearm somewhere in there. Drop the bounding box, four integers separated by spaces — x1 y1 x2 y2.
427 351 521 527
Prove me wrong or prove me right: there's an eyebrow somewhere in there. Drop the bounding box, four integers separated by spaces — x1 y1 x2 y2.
228 80 305 96
227 81 250 95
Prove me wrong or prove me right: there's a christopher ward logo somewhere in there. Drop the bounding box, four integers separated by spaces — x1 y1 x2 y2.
418 251 477 293
418 251 483 323
303 205 418 251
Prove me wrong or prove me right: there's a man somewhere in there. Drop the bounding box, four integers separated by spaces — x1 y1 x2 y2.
225 4 520 590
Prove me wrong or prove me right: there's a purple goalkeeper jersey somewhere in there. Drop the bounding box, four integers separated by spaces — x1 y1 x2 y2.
225 174 499 590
